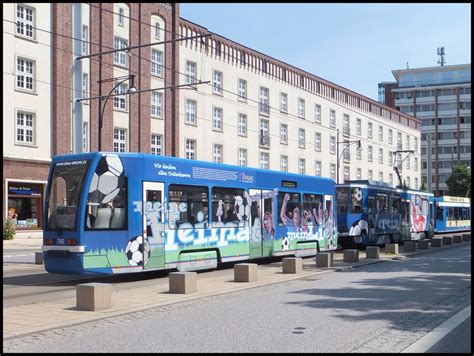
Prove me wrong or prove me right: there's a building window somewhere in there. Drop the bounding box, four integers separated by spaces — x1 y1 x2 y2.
185 139 196 160
260 152 269 170
314 132 321 151
414 137 418 153
151 91 163 118
368 169 373 180
82 73 88 100
379 171 383 182
154 22 161 40
238 113 247 136
82 25 89 55
260 119 270 146
406 135 410 150
238 148 247 167
151 49 163 76
238 79 247 101
407 176 411 188
16 111 35 145
213 107 223 131
397 132 402 150
259 87 270 114
314 104 321 123
280 123 288 144
343 139 350 162
16 57 35 92
330 164 336 180
114 37 128 67
16 4 35 39
368 122 373 139
280 92 288 113
343 114 350 135
151 134 163 155
414 157 418 171
118 8 124 26
356 145 362 160
185 61 197 85
368 145 373 162
298 158 306 174
356 168 362 179
113 128 127 152
378 125 383 141
389 173 393 186
298 128 305 148
406 156 410 170
414 177 418 190
213 70 223 95
330 136 336 154
281 155 288 172
343 166 350 181
82 121 89 152
356 118 361 136
388 129 393 145
379 148 383 164
329 109 336 128
298 98 305 118
388 151 393 166
185 99 197 124
113 83 128 111
213 144 223 163
312 161 321 176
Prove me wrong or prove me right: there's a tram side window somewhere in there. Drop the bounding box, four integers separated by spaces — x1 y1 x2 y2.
336 188 349 214
86 176 127 230
447 207 454 221
278 192 301 226
390 195 401 214
454 207 460 220
462 208 468 220
436 206 444 220
350 188 362 213
168 184 208 229
376 194 388 213
211 187 245 227
303 193 323 226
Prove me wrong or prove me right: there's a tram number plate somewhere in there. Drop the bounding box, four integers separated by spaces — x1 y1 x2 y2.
56 238 65 245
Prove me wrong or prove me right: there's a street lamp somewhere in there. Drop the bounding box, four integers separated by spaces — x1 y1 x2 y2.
336 128 361 184
97 74 137 151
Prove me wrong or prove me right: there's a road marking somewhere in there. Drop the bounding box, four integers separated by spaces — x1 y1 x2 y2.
401 304 471 353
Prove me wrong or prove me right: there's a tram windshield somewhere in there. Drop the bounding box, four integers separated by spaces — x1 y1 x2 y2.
46 160 90 230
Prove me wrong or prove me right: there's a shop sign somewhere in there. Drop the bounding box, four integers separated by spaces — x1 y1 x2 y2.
8 185 41 196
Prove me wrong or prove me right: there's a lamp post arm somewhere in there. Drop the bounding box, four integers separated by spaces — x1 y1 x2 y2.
99 76 132 130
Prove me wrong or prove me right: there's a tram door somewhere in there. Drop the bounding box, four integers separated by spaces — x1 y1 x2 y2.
249 189 274 258
143 182 165 270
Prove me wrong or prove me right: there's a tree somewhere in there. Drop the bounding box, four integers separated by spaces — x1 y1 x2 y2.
446 163 471 197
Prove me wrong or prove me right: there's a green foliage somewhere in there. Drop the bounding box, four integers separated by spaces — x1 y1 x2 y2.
3 218 16 240
446 163 471 197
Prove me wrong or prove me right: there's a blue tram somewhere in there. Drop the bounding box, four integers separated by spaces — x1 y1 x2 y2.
336 180 434 248
434 196 471 234
42 152 337 275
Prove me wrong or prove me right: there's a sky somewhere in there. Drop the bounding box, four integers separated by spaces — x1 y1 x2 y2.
180 3 471 101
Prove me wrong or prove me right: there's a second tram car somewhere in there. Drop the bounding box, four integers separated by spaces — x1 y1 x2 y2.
434 196 471 234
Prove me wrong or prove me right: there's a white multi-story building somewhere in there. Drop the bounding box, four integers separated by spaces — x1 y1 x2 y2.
178 19 421 187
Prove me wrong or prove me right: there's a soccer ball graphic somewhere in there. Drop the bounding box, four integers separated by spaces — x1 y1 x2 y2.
352 188 362 201
88 155 124 204
281 237 290 251
349 219 368 237
235 191 251 223
125 235 150 266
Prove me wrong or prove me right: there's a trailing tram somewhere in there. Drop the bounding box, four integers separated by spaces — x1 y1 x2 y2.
336 180 434 248
42 152 337 275
434 196 471 234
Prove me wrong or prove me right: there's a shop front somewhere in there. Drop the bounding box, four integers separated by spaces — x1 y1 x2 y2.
7 182 45 231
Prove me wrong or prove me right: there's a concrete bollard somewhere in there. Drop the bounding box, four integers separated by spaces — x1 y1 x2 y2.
462 233 471 242
453 235 462 243
365 246 380 259
403 241 417 252
343 249 359 263
316 252 333 267
35 252 44 264
417 240 430 249
442 236 453 245
169 272 197 294
431 238 442 247
76 283 111 311
282 257 302 274
385 243 399 255
234 263 258 282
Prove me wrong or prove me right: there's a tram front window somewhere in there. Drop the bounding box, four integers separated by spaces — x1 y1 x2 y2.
46 160 90 230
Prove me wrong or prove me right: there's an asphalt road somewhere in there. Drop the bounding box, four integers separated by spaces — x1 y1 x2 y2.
3 244 470 353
